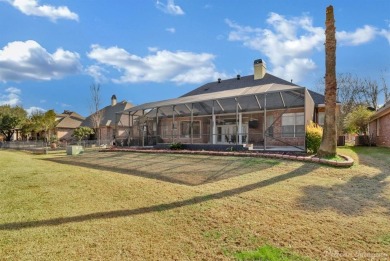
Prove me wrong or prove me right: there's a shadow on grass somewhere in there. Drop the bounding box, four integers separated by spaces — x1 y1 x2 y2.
299 146 390 216
0 163 318 231
42 151 280 186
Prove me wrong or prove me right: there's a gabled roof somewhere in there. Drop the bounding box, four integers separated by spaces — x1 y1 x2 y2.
181 73 325 105
83 101 133 128
182 73 298 97
55 111 85 129
371 100 390 121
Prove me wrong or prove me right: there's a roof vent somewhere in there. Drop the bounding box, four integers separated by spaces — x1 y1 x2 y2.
237 74 241 80
218 78 221 83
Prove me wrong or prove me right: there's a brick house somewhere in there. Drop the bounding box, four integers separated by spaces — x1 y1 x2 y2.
119 59 329 151
368 101 390 147
55 111 85 141
82 95 133 143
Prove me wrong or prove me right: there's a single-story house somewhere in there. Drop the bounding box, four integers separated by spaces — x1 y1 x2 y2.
368 100 390 147
82 95 133 143
55 110 85 141
118 59 331 151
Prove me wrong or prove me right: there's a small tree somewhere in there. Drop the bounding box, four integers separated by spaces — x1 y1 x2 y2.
90 83 103 143
343 105 373 135
0 105 27 141
72 127 94 145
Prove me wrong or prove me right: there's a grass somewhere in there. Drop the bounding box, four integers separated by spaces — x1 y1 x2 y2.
322 154 345 162
0 147 390 260
234 245 310 261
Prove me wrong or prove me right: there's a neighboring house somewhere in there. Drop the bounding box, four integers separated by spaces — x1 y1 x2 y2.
82 95 133 142
119 59 331 151
368 101 390 147
55 110 85 141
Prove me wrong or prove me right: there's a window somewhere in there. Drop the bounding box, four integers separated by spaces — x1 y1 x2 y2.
162 124 170 138
180 121 201 138
318 112 325 126
282 112 304 137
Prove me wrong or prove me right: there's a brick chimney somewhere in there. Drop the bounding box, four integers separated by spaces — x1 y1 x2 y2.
111 95 117 106
254 59 266 80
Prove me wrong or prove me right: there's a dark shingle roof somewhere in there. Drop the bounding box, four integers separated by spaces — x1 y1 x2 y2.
82 101 133 128
180 73 325 106
181 73 297 97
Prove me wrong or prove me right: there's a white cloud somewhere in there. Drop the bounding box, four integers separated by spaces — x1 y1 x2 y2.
379 22 390 44
337 25 378 46
5 0 78 22
87 45 226 84
166 27 176 34
0 87 22 106
226 13 324 82
156 0 184 16
26 106 45 115
85 65 108 83
226 13 387 83
0 40 82 82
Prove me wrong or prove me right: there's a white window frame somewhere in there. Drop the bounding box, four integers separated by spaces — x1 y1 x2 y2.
282 112 305 138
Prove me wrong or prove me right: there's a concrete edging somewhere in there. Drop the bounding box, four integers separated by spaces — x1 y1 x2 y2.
101 147 354 168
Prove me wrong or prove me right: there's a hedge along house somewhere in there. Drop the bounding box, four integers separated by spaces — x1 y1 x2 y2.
117 59 325 151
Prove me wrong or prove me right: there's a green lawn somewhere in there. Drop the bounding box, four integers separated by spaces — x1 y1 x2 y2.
0 147 389 260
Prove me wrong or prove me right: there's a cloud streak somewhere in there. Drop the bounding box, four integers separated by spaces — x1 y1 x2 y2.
0 87 21 106
0 40 82 82
87 45 226 84
156 0 184 16
5 0 79 22
226 13 389 83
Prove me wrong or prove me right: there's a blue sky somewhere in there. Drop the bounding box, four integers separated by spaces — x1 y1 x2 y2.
0 0 389 116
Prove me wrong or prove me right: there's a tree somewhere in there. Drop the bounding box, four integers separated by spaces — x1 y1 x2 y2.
41 110 57 142
72 126 94 144
90 83 103 143
316 72 388 133
0 105 27 141
344 105 373 135
28 110 57 142
317 5 337 158
380 69 389 103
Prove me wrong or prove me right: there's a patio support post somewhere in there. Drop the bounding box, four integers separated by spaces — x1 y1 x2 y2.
190 103 194 144
172 105 175 143
130 112 134 145
142 110 145 147
156 107 159 144
212 101 216 144
236 99 239 144
128 112 131 141
264 94 267 151
239 113 242 144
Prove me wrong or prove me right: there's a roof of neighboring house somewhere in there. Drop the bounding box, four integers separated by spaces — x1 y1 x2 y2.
370 100 390 121
56 110 85 129
83 101 133 128
181 73 325 105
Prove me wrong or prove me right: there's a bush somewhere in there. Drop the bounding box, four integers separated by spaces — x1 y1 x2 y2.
169 142 183 150
306 121 323 154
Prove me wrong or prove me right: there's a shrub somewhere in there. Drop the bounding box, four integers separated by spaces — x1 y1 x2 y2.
169 142 183 150
306 121 323 154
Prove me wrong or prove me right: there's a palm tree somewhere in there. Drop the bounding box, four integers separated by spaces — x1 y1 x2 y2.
318 5 337 157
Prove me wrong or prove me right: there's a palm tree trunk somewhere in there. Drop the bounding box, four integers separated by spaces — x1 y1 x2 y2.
317 5 337 157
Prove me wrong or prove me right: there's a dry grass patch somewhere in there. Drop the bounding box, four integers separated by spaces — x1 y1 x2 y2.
0 147 389 260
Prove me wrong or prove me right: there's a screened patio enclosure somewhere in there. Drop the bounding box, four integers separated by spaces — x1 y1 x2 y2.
116 83 315 151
